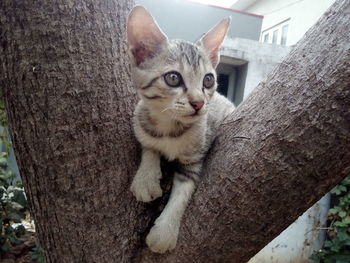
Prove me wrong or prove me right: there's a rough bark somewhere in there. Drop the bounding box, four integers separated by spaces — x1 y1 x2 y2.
0 0 140 262
0 0 349 263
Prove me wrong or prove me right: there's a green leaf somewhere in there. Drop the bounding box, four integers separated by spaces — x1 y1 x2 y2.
329 208 340 215
335 254 350 263
0 243 9 253
15 225 25 237
331 188 341 195
0 171 13 181
339 211 347 218
31 246 45 263
331 184 348 195
338 185 347 192
337 231 349 241
5 225 14 235
330 244 340 252
334 221 347 227
0 157 7 166
324 240 333 247
309 253 321 262
342 217 350 224
9 236 22 246
11 189 27 208
15 181 24 188
342 176 350 186
8 212 22 223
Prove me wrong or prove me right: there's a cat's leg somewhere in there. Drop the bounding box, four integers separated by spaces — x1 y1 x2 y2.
146 162 200 253
130 148 163 202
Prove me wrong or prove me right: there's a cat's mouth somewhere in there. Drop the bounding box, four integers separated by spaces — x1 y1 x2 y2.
184 111 202 118
180 107 207 119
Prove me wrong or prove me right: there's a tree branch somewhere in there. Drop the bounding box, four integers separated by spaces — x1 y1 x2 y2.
0 0 349 262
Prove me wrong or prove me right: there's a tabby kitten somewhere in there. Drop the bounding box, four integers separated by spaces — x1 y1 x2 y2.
127 6 234 253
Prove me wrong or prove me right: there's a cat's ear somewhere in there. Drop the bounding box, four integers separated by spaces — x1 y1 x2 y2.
127 6 168 66
196 17 231 68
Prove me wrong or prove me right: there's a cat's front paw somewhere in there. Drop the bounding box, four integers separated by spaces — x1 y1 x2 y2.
146 217 179 253
130 168 162 202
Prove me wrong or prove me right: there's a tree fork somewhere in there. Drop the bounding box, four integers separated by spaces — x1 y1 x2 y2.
0 0 349 262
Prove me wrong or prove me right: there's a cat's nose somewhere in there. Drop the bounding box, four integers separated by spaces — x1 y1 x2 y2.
190 101 204 111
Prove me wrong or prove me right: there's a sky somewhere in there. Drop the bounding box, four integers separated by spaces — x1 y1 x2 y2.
190 0 238 8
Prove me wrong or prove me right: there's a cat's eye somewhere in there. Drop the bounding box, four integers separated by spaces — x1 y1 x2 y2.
203 73 215 89
164 71 183 87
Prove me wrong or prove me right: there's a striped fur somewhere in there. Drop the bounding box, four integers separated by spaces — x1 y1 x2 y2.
127 6 234 254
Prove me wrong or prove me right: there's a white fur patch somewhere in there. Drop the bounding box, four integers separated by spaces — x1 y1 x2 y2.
130 149 162 202
146 178 195 253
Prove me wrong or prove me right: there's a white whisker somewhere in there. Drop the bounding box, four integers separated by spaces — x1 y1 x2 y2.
161 106 173 113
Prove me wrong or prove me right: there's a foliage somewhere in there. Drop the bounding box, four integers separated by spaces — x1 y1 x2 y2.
310 175 350 263
31 245 45 263
0 97 44 262
0 157 28 256
0 96 30 257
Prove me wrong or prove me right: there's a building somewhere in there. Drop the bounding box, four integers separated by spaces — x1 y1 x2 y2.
219 38 290 105
232 0 336 46
136 0 263 42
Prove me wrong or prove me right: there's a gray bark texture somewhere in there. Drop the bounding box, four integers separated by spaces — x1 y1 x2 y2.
0 0 349 262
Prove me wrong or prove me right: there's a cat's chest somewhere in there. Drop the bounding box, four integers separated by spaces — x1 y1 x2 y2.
136 125 205 161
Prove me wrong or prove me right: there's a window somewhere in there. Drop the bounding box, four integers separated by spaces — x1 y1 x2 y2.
217 60 248 107
217 74 229 97
261 19 290 46
263 33 269 43
281 24 289 46
272 29 279 44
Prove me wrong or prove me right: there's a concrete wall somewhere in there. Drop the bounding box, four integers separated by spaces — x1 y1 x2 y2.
238 0 336 46
248 194 330 263
0 127 20 182
220 37 290 102
135 0 263 42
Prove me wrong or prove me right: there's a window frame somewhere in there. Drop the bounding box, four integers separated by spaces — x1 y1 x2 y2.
261 19 290 46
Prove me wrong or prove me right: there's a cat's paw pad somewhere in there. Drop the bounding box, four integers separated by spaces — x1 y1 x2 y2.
146 218 179 253
130 171 162 202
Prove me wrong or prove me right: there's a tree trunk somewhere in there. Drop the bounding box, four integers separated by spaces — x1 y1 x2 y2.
0 0 349 262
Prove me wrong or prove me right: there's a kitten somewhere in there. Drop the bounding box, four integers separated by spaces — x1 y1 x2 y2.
127 6 234 253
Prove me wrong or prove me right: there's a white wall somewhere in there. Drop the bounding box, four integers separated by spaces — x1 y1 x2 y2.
243 0 336 45
221 37 290 100
248 194 330 263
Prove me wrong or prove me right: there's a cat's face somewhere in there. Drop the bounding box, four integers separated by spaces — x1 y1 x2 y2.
130 40 217 123
127 6 230 124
